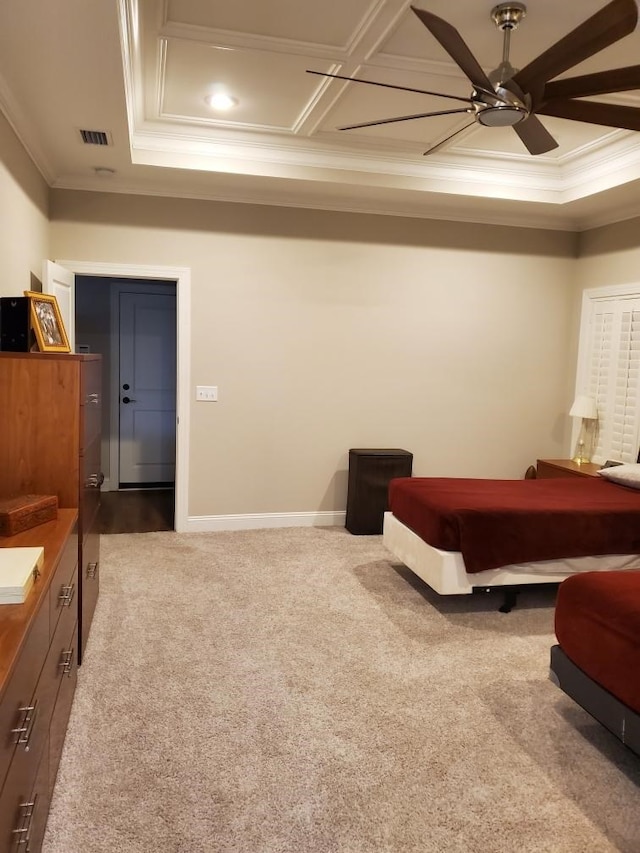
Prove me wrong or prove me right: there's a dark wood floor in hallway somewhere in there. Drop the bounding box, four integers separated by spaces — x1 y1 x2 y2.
97 489 174 534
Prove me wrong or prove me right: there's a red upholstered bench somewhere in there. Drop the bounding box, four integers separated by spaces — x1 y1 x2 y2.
550 570 640 756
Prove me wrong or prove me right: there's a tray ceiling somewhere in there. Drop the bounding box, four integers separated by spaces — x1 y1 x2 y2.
2 0 640 229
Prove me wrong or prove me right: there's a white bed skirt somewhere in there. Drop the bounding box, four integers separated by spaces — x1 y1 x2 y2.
382 512 640 596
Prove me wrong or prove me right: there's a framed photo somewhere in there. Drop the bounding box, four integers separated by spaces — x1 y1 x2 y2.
23 291 71 353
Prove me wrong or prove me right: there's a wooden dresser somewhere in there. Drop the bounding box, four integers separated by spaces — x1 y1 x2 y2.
0 511 78 853
0 353 102 664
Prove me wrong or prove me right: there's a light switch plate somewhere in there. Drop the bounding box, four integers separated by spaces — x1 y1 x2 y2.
196 385 218 402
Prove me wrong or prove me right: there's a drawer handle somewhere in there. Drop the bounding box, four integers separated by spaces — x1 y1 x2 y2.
12 794 38 846
58 584 75 607
11 701 38 750
86 561 98 579
59 648 75 677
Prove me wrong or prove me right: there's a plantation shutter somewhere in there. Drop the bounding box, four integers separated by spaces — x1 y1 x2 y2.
582 295 640 464
587 302 615 462
611 302 640 462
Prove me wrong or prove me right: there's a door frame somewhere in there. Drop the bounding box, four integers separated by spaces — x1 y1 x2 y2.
56 260 191 533
43 261 76 353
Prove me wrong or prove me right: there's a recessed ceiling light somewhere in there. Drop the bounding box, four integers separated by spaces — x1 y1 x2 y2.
205 93 238 111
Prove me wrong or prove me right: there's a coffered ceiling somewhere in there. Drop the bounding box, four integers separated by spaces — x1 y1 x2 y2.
2 0 640 229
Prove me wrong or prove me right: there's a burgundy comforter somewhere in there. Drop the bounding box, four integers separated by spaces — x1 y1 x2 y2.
555 571 640 715
388 477 640 574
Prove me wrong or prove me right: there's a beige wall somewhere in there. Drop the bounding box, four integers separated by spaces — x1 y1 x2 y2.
576 218 640 291
571 220 640 402
0 112 49 295
49 190 578 518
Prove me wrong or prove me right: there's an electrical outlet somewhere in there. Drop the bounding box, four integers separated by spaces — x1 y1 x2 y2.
196 385 218 402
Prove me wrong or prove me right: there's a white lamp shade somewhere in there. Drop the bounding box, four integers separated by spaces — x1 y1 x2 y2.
569 395 598 420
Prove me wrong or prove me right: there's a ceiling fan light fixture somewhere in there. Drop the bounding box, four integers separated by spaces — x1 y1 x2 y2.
474 84 529 126
476 104 526 126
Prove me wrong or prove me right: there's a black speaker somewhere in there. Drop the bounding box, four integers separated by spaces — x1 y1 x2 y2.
345 448 413 535
0 297 31 351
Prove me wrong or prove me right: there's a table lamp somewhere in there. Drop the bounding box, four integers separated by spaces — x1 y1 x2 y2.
569 395 598 464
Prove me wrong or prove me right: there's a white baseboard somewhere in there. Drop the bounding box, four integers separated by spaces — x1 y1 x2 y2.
184 510 346 533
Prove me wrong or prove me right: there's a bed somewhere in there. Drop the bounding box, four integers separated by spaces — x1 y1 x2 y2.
550 571 640 757
382 464 640 610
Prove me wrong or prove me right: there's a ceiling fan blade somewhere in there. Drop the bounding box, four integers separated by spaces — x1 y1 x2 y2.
538 98 640 131
305 70 472 105
544 65 640 100
423 121 477 155
512 0 638 95
339 108 471 131
513 115 559 155
410 6 494 94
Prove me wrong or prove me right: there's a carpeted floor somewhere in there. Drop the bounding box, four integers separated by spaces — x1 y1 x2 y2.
42 527 640 853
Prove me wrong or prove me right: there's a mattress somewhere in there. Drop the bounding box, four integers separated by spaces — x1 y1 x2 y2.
555 571 640 715
388 476 640 574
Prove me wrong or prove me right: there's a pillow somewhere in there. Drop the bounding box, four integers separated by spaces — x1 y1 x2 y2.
597 463 640 489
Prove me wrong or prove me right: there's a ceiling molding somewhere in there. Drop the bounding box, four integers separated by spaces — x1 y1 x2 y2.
0 72 56 184
125 120 640 206
50 175 581 231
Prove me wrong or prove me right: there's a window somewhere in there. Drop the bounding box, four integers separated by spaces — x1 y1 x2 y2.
575 287 640 464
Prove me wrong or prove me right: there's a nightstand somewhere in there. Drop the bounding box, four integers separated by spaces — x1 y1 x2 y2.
345 448 413 534
536 459 601 479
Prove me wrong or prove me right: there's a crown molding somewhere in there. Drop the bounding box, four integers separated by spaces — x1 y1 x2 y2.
123 109 640 203
51 172 581 231
0 71 56 184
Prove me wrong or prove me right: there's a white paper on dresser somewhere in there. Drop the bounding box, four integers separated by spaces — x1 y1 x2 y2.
0 546 44 604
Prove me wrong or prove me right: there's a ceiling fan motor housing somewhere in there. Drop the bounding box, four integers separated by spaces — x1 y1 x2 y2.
491 3 527 31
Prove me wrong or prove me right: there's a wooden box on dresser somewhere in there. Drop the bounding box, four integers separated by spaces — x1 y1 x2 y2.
0 352 102 665
0 511 78 853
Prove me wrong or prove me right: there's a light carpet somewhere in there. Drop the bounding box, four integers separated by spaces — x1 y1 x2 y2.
42 527 640 853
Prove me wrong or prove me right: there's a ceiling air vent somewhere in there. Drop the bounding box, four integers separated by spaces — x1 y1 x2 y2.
79 129 111 146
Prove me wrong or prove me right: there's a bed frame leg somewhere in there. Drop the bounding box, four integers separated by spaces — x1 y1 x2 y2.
499 588 519 613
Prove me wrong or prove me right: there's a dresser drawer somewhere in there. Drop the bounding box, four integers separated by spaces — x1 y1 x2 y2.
49 619 78 796
79 529 100 664
81 435 102 535
49 530 78 639
38 566 78 734
27 743 50 853
81 359 102 450
0 730 48 853
0 596 49 791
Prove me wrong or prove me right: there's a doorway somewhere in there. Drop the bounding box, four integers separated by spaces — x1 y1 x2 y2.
75 275 178 533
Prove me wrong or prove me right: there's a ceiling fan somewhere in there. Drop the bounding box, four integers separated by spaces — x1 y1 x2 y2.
307 0 640 155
